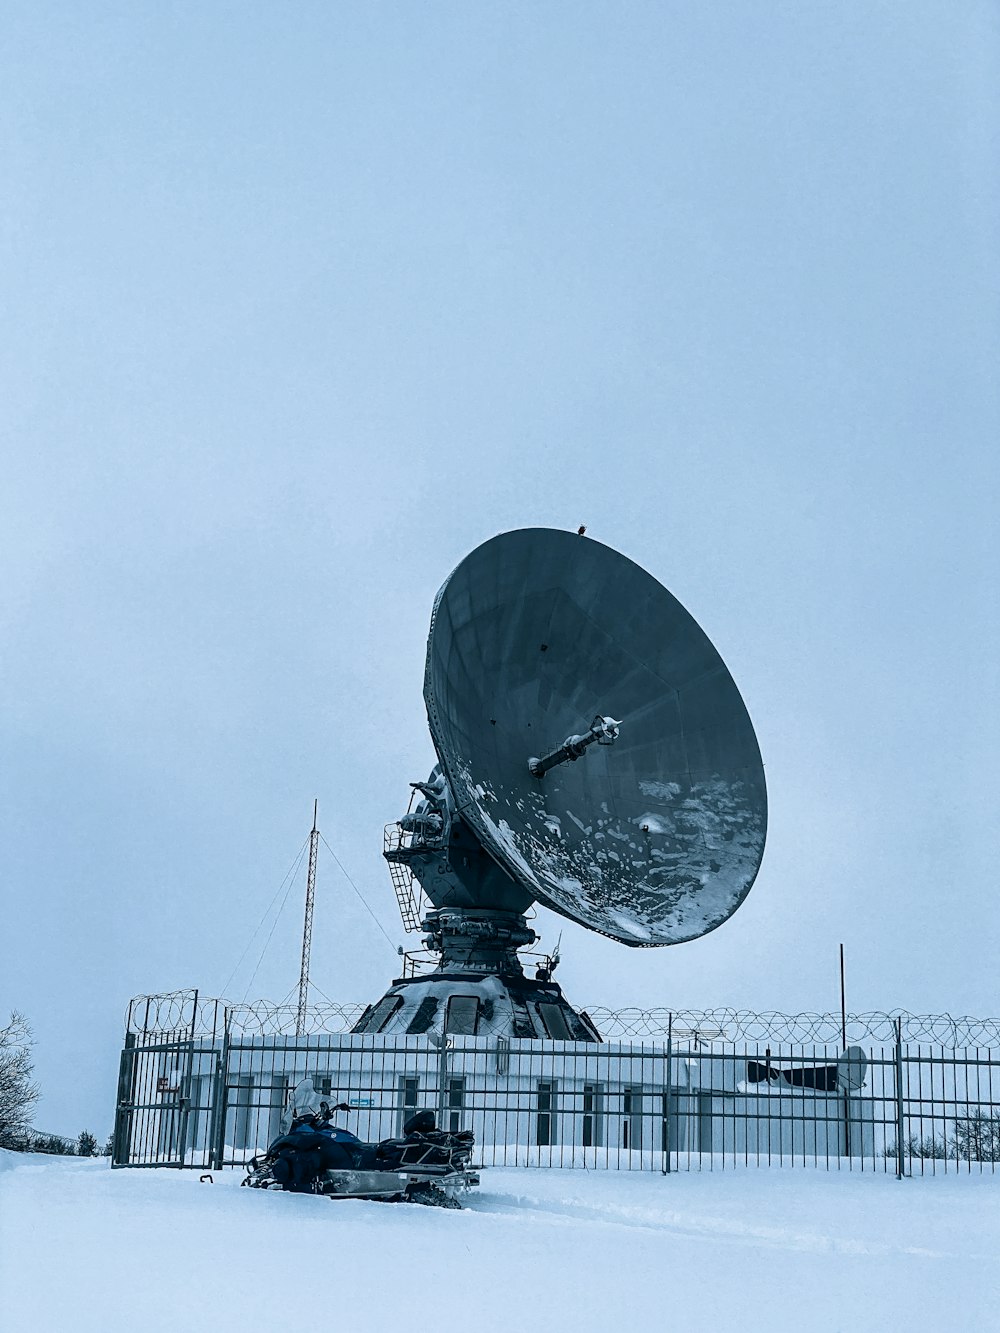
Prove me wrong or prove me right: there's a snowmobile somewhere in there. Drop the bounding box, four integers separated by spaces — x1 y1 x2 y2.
241 1081 479 1209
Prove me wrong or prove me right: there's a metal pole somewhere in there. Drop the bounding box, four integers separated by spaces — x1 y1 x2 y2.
296 801 320 1039
178 988 199 1168
111 1032 136 1168
209 1018 231 1171
840 944 850 1158
663 1013 672 1174
438 1033 451 1127
895 1017 906 1180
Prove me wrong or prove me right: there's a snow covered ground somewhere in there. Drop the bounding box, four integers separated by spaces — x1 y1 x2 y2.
2 1149 998 1331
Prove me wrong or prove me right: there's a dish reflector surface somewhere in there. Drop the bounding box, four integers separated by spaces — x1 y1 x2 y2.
424 528 767 946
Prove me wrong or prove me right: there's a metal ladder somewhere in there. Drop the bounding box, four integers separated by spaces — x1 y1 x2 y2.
384 822 425 934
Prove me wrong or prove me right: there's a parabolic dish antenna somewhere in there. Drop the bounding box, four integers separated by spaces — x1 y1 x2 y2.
423 528 767 946
362 526 767 1041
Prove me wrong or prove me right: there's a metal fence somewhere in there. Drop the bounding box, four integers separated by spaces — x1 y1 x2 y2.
113 991 1000 1176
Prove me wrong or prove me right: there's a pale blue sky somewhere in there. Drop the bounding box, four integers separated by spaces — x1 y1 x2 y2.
1 2 997 1134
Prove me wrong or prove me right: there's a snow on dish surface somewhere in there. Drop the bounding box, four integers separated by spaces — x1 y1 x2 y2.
458 757 765 945
2 1154 999 1333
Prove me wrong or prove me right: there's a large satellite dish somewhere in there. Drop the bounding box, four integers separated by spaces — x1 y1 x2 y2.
423 528 767 946
361 526 767 1040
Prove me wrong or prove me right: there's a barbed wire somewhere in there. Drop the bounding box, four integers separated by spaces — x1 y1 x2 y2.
124 990 1000 1047
583 1008 1000 1046
124 991 367 1039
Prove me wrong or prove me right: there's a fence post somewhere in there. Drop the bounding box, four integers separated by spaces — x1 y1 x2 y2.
176 989 199 1167
432 1031 452 1126
662 1013 672 1175
111 1031 136 1167
894 1017 906 1180
209 1022 231 1171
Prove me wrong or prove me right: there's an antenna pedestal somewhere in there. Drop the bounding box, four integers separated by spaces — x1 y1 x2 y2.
421 907 536 974
364 772 600 1040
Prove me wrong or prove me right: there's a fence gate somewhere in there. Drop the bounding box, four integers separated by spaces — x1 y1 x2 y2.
115 1038 199 1167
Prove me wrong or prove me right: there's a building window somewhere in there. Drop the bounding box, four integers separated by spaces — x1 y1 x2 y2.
582 1082 603 1147
406 996 439 1035
538 1003 571 1040
357 995 403 1034
230 1074 253 1151
537 1080 558 1146
622 1086 642 1150
447 1077 465 1133
398 1075 420 1135
444 996 480 1036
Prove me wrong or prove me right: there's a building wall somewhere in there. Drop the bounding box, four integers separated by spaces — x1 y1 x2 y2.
116 1033 881 1169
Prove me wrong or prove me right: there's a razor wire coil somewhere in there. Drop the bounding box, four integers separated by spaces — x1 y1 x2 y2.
124 990 1000 1048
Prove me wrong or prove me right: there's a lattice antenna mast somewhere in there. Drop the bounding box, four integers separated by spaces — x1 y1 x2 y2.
295 800 320 1038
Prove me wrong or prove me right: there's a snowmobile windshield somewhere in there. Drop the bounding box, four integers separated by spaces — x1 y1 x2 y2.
280 1077 324 1133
